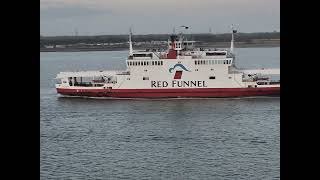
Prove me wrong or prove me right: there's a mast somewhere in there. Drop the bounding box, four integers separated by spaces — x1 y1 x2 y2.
129 27 133 56
230 25 237 54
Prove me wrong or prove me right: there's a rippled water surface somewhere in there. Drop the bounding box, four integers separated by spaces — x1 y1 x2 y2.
40 48 280 179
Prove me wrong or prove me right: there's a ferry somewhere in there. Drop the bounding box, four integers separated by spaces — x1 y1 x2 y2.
55 27 280 98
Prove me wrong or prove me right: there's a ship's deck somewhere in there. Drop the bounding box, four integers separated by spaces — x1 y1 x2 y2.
56 70 129 79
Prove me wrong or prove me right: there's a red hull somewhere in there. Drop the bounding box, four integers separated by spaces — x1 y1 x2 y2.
57 87 280 98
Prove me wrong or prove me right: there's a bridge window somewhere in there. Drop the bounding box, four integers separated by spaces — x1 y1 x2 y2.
209 76 215 79
143 77 149 80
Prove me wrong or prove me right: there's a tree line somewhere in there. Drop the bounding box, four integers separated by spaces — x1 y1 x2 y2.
40 32 280 47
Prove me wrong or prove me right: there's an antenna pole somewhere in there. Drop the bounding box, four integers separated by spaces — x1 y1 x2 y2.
129 27 133 56
230 25 235 54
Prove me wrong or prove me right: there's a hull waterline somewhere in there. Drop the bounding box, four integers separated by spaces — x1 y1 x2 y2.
57 87 280 98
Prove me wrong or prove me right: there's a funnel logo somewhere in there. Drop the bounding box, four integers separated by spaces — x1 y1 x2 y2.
169 64 191 79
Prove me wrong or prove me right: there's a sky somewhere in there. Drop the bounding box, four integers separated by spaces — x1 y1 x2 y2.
40 0 280 36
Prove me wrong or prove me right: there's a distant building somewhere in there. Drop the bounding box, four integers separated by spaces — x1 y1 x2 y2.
55 45 66 48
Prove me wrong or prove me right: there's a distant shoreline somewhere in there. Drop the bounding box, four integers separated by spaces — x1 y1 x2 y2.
40 41 279 52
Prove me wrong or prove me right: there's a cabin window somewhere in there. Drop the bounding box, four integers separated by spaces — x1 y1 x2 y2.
143 77 149 80
195 61 197 65
195 69 199 71
206 52 226 56
138 62 140 66
133 53 152 57
144 69 147 72
160 61 163 65
152 61 154 65
209 76 216 79
127 78 130 80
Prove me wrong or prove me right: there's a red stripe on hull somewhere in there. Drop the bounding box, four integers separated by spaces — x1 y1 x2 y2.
56 87 280 98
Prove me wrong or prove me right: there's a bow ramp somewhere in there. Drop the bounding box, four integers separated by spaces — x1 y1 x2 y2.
239 68 280 75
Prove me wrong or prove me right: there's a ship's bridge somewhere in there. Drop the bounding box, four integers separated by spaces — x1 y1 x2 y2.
168 40 195 51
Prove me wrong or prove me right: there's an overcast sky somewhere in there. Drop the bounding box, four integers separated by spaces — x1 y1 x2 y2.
40 0 280 36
